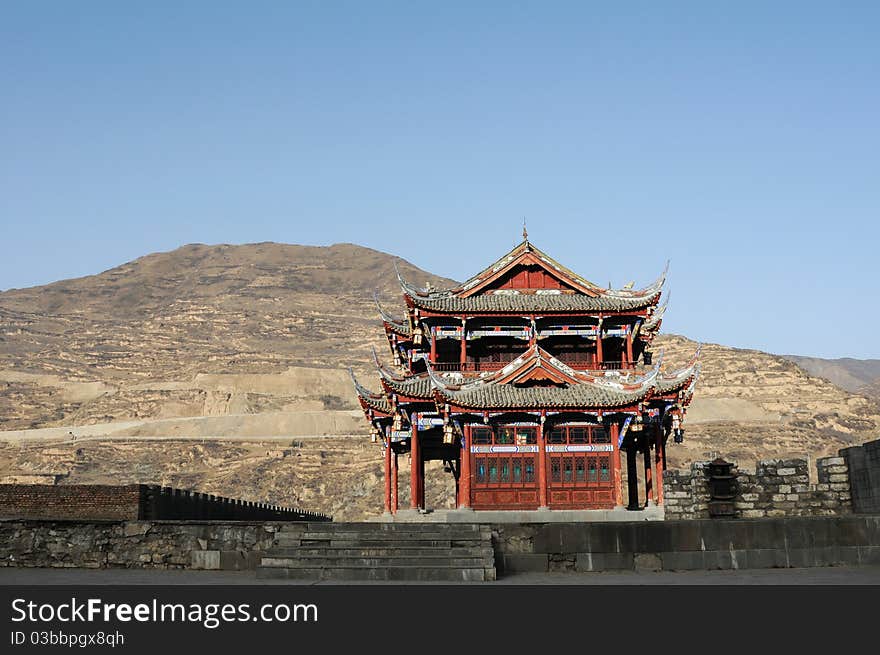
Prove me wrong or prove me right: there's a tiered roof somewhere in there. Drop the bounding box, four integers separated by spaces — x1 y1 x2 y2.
354 343 701 414
395 239 667 314
355 236 697 423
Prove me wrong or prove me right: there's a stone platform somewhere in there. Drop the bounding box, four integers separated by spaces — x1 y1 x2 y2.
374 506 665 523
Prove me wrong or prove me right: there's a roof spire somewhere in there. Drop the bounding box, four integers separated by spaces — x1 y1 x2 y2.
522 217 528 242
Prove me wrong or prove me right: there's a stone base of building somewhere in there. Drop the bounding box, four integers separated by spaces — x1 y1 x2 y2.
373 506 665 523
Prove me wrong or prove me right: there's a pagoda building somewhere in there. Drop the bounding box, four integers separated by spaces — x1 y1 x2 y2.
352 234 699 515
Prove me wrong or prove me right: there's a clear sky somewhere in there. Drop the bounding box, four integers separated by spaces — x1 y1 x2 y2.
2 2 879 358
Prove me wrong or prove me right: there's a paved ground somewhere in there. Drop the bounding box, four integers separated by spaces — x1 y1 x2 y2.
2 565 879 585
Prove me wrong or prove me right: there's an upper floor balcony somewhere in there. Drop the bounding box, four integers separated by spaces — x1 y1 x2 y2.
430 360 638 373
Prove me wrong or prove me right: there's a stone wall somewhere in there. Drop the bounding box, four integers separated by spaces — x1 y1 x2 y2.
663 456 852 520
492 516 880 574
0 519 281 569
4 515 880 574
842 438 880 514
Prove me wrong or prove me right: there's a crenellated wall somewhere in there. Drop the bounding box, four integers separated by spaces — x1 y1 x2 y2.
663 456 852 521
0 484 330 522
841 439 880 513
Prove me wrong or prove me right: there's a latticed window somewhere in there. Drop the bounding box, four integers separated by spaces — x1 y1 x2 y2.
475 458 487 484
499 458 510 483
591 426 610 444
524 458 535 483
575 457 586 482
497 428 515 444
569 427 588 444
550 459 561 483
546 424 610 444
472 427 493 445
599 456 610 482
588 457 598 482
516 427 537 444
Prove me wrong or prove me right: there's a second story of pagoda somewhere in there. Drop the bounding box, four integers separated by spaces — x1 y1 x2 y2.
376 235 669 377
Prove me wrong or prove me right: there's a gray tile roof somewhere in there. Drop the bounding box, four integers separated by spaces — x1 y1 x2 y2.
436 383 650 409
393 242 668 310
382 374 434 399
408 291 659 314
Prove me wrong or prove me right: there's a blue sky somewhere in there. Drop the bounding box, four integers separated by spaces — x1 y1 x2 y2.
2 2 878 358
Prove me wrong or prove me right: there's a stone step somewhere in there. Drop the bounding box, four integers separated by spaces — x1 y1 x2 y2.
270 546 495 558
261 556 490 568
256 566 492 582
274 533 487 547
277 522 486 533
278 539 486 550
287 531 487 539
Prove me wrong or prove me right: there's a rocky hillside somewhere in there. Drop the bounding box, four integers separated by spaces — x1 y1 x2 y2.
783 355 880 400
1 242 878 519
0 242 453 430
658 335 879 470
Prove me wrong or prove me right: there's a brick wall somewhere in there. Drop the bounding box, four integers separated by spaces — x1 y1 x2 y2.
0 484 331 522
0 484 142 520
663 456 852 520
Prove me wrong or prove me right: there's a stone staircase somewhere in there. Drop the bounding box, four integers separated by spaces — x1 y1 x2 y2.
257 522 496 581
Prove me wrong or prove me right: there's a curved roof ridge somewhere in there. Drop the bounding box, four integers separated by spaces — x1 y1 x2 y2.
642 294 669 332
654 346 702 395
371 346 408 382
373 292 410 333
598 261 669 299
349 367 386 401
394 260 454 299
659 344 702 380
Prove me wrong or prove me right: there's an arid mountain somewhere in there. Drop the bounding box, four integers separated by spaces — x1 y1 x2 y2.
783 355 880 400
658 336 879 470
1 242 879 519
0 242 453 430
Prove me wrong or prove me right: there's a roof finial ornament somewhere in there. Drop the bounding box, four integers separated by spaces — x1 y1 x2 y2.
522 217 528 243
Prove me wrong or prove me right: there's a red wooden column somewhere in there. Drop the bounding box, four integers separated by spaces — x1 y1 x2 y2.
643 443 654 506
625 324 634 365
460 318 467 367
595 318 604 365
410 415 420 509
429 327 437 363
459 425 472 508
419 453 426 509
654 427 665 505
537 414 549 509
611 423 623 507
383 430 392 514
392 452 399 513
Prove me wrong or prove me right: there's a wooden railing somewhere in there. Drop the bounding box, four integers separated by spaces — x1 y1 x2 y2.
431 361 636 372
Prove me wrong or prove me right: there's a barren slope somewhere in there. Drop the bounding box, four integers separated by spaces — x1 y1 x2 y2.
0 242 452 430
783 355 880 399
1 242 879 519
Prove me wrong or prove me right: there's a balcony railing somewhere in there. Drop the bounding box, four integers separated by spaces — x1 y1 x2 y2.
430 361 637 372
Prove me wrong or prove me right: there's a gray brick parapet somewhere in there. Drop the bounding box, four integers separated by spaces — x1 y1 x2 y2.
663 455 852 521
